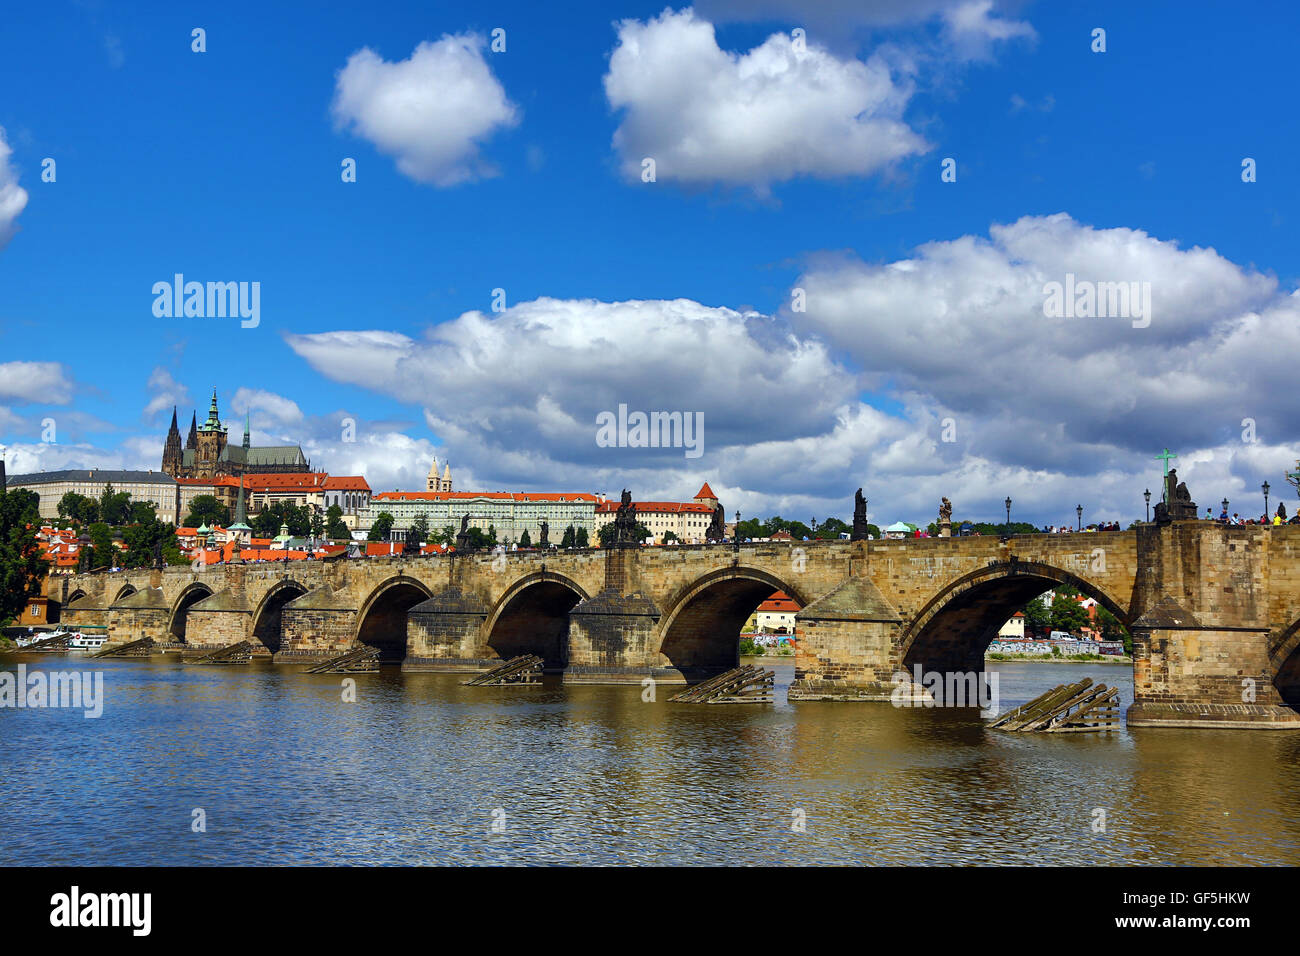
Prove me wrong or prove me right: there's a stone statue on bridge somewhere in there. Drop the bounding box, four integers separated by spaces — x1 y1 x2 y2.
539 521 549 549
1154 468 1198 524
455 514 474 552
610 489 640 548
705 499 726 542
851 488 870 541
153 539 165 570
938 497 953 537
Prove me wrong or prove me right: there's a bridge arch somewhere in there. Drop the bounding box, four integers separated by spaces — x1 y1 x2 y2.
1269 618 1300 709
113 583 137 603
168 582 215 642
655 566 809 680
898 560 1131 674
483 572 590 671
66 589 87 605
251 579 310 655
355 575 435 662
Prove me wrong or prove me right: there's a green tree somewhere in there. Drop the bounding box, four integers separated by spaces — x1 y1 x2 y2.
251 501 312 538
0 489 45 626
1095 606 1132 654
662 531 678 544
406 513 429 544
98 484 133 526
367 511 395 542
560 524 575 549
597 521 652 547
519 528 532 548
184 494 230 528
324 504 349 540
1023 595 1051 633
86 521 115 571
575 527 589 548
1048 586 1090 634
121 514 184 568
310 512 325 539
56 491 99 525
814 517 851 539
128 500 158 526
487 524 497 543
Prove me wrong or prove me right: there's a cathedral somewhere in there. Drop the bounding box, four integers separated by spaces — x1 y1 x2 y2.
162 389 309 479
427 456 453 492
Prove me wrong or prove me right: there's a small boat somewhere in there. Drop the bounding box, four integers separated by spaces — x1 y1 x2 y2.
16 628 70 648
68 632 106 651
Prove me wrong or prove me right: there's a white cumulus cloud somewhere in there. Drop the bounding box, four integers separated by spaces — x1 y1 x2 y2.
603 7 928 191
331 35 520 187
0 127 30 248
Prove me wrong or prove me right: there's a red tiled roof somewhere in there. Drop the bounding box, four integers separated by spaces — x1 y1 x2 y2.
242 472 328 492
694 482 717 500
176 476 240 487
323 476 371 491
757 591 800 613
595 501 713 514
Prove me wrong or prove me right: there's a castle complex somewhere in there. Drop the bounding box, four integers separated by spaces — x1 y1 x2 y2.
162 389 309 480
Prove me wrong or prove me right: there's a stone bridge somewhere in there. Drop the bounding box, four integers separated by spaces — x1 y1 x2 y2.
47 522 1300 729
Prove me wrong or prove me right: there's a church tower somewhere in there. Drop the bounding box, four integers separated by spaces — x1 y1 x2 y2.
186 411 198 451
162 406 184 476
195 388 228 479
426 456 453 492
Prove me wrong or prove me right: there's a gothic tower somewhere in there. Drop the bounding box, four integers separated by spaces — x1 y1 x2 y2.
162 406 184 476
195 388 228 479
186 411 198 450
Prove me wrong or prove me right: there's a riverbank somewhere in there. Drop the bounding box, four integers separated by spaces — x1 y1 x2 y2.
986 652 1132 664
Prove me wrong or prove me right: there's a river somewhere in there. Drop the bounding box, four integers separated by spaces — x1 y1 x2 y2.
2 652 1298 865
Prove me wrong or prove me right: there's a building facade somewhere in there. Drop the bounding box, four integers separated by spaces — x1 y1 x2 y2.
360 491 598 544
592 483 721 544
323 476 372 516
7 469 182 525
162 389 309 480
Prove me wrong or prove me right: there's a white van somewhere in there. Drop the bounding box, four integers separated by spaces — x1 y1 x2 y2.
1049 630 1074 641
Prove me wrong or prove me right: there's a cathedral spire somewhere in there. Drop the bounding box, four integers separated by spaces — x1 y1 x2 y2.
187 411 198 449
243 411 251 450
234 473 248 526
162 405 184 475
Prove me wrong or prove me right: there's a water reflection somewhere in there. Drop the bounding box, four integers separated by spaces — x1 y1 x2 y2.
0 653 1296 865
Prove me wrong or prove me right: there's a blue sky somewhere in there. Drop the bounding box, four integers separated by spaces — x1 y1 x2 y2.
1 1 1297 526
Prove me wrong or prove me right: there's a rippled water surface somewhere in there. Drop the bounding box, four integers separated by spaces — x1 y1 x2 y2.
2 653 1298 865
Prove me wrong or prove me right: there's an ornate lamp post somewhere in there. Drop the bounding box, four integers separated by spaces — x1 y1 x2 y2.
1221 498 1229 521
1144 488 1151 522
1004 497 1012 534
1263 481 1270 521
733 510 742 553
1076 504 1082 531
